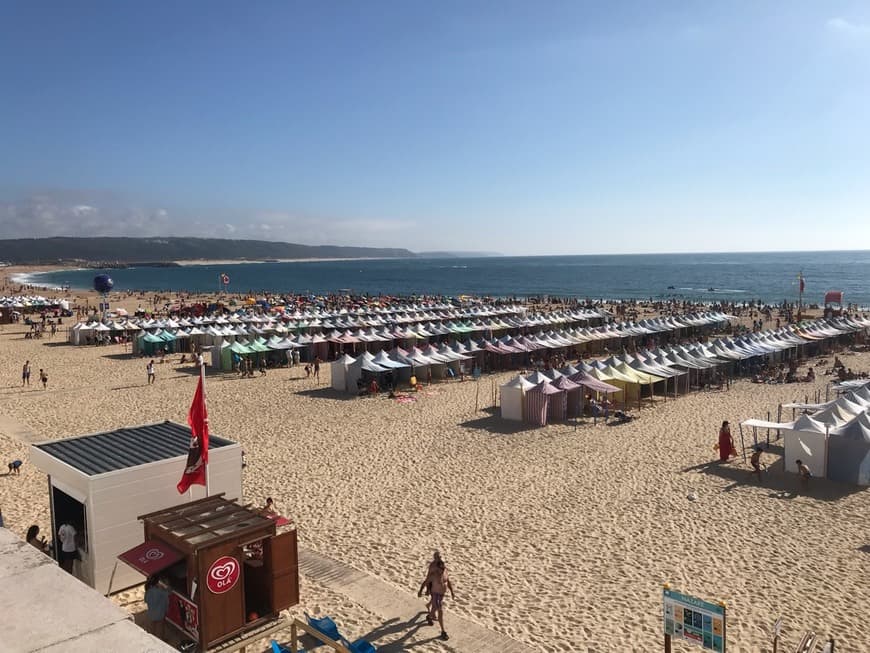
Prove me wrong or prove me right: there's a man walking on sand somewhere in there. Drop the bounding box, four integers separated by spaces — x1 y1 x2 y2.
22 360 31 387
146 360 155 385
417 550 442 613
420 556 455 641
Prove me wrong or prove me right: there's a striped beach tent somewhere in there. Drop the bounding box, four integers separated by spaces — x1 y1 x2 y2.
524 381 563 427
552 376 582 418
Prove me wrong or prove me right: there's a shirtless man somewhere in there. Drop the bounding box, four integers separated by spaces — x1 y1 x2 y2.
421 556 454 641
749 446 764 480
796 459 812 489
417 550 442 611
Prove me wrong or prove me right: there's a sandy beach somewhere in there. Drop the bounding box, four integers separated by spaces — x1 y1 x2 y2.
1 285 869 652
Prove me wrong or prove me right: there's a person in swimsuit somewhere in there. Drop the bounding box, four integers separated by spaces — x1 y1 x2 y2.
796 459 812 489
749 446 763 480
22 360 31 387
425 558 454 641
417 550 442 611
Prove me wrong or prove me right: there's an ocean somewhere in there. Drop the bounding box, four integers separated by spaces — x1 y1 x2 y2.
16 250 870 307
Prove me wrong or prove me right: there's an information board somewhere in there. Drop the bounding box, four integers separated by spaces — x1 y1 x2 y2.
663 588 726 652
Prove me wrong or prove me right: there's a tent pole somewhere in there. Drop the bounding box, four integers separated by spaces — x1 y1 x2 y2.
105 561 118 597
739 423 747 464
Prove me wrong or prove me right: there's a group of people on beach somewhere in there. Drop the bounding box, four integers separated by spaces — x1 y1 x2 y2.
21 360 48 389
718 420 812 488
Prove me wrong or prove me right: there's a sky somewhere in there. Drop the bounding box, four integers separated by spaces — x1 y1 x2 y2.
2 1 870 255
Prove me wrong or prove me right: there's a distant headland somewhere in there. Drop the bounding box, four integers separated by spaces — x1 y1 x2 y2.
0 236 415 267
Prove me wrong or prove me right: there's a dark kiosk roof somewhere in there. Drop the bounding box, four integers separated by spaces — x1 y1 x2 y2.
140 494 275 550
33 421 235 476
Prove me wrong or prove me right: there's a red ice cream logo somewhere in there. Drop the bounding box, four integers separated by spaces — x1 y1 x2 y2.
207 556 240 594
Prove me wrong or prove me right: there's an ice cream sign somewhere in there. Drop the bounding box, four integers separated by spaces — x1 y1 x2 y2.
207 555 240 594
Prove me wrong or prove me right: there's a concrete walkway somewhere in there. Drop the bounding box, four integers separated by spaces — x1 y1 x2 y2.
299 548 535 653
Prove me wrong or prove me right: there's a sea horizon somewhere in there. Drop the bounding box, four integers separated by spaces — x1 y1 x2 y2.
10 249 870 308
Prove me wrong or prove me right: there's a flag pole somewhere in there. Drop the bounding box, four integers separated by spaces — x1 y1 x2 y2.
798 270 804 320
201 359 210 497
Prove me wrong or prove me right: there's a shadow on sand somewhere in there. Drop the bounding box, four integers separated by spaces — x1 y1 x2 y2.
681 455 864 501
459 408 542 435
272 613 440 653
361 612 445 652
101 352 138 361
294 386 361 401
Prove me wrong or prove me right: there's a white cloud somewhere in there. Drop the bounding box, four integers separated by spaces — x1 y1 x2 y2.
827 17 870 38
0 190 416 248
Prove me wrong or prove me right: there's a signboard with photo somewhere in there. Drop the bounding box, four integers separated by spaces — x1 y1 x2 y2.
167 590 199 640
663 588 726 652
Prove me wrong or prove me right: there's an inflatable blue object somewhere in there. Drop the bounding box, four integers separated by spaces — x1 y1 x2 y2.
93 274 114 294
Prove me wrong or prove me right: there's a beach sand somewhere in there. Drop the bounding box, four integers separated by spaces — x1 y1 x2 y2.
1 298 869 651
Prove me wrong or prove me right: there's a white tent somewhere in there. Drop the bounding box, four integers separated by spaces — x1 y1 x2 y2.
330 354 357 392
827 412 870 485
500 375 535 421
781 414 828 479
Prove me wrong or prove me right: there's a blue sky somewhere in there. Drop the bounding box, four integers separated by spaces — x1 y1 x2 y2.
2 2 870 255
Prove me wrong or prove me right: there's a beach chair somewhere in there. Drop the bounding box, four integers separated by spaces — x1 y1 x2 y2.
302 613 378 652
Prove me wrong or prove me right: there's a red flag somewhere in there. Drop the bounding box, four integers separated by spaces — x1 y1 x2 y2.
177 373 209 494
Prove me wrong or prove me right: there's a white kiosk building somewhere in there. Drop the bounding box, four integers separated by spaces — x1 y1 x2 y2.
30 420 243 595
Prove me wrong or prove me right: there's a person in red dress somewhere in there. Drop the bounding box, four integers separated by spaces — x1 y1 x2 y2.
718 420 735 462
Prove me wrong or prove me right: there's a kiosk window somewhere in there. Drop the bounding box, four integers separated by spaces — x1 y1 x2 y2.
52 486 87 554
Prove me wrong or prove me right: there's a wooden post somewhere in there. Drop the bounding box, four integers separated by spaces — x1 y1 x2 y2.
664 633 672 653
475 379 480 412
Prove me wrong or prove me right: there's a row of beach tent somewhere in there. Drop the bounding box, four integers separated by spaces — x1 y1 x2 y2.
1 295 68 310
500 318 870 428
70 310 738 353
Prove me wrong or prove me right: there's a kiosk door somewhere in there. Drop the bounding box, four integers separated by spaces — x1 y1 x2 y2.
199 544 245 647
264 530 299 611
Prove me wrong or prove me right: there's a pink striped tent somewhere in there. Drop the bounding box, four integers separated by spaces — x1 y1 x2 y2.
552 376 583 418
568 371 622 395
524 381 564 427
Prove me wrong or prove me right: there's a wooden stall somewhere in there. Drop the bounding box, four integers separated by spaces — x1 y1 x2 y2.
119 494 299 651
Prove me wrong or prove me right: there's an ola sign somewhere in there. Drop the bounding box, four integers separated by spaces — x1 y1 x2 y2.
207 556 240 594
